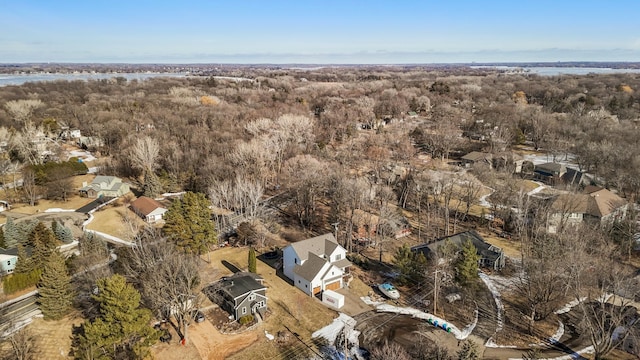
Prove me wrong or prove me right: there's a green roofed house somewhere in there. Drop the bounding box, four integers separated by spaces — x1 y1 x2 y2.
79 176 130 199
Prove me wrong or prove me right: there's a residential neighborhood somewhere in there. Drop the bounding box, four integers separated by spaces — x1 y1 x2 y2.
0 62 639 360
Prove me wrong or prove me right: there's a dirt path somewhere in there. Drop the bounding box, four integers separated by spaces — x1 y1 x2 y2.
188 320 258 360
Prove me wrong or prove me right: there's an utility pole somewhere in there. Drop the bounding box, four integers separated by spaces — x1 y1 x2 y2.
433 268 438 316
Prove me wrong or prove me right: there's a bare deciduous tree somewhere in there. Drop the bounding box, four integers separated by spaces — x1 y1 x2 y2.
118 228 203 345
5 99 43 124
371 340 411 360
5 327 38 360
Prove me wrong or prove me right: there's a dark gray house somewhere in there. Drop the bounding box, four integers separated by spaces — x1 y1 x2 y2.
411 230 505 271
218 272 267 321
534 162 567 185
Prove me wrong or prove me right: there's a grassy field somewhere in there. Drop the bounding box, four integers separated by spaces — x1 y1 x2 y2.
85 204 147 239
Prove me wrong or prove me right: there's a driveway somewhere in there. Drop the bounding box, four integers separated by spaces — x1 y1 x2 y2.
75 197 114 214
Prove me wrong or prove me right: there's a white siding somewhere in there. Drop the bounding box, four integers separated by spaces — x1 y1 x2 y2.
282 246 299 281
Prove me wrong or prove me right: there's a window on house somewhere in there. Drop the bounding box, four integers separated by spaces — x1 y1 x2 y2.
242 307 247 315
305 284 308 288
248 294 255 301
335 254 341 261
294 258 297 264
298 280 301 283
7 261 10 266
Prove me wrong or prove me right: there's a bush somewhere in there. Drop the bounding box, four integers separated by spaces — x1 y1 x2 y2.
2 269 42 294
239 315 254 325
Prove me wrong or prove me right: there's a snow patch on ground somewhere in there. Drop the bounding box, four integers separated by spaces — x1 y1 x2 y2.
485 338 517 348
85 229 135 247
156 192 186 200
479 186 495 208
508 345 594 360
68 149 96 162
530 321 565 347
485 272 520 293
312 313 357 344
549 321 564 344
374 302 464 339
44 208 77 212
480 272 504 331
360 296 477 340
555 297 587 315
527 181 546 196
480 272 507 347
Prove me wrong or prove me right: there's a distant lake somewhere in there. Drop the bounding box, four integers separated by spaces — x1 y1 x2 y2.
471 65 640 76
0 72 187 86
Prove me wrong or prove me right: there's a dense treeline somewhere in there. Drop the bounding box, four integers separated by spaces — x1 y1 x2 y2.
2 66 640 359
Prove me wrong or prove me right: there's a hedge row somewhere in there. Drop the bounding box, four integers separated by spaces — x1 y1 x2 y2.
2 269 42 294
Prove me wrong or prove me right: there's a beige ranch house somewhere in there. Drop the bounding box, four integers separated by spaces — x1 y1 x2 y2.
79 176 130 199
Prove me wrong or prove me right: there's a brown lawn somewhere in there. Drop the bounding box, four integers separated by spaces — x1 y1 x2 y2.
85 204 147 239
476 229 522 259
8 196 94 215
198 247 337 360
3 314 84 359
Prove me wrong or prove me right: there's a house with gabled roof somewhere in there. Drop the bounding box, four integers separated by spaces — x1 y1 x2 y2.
534 162 567 185
545 187 628 233
217 272 267 320
411 230 505 271
460 151 492 168
130 196 167 223
282 233 351 296
79 176 130 199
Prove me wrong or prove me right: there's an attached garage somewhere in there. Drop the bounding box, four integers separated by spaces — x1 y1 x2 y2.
313 286 322 295
325 280 341 291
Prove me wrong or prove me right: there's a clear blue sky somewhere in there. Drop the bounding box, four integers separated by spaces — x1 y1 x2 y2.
2 0 640 63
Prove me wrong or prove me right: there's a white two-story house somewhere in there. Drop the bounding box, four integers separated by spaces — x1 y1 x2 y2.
282 233 351 296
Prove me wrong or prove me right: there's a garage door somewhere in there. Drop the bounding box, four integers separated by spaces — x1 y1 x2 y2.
313 286 322 295
325 281 341 291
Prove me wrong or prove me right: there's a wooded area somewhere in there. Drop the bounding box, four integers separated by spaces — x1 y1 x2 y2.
1 65 640 359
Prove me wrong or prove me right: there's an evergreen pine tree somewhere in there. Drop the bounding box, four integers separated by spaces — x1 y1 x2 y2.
410 251 428 282
73 274 160 359
393 243 414 285
38 250 73 320
51 220 58 235
16 220 39 247
53 222 74 243
142 170 163 198
248 247 257 273
3 217 19 248
163 192 217 255
0 225 5 249
29 222 57 268
455 239 480 286
14 244 34 274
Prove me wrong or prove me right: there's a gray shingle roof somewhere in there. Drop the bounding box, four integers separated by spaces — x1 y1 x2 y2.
289 233 337 262
411 230 504 268
220 273 266 299
294 253 328 282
